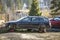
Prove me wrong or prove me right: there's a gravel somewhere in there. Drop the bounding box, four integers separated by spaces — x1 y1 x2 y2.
0 32 60 40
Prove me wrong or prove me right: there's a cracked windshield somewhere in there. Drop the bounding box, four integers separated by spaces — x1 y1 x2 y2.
0 0 60 40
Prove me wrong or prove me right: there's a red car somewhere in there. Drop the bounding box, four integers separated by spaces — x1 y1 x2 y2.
49 17 60 28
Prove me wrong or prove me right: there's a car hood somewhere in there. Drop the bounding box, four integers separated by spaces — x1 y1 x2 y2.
6 21 17 24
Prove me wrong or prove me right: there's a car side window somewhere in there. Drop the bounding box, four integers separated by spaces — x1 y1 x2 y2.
22 17 31 22
54 18 60 21
44 18 48 21
39 18 44 22
32 17 39 22
32 17 43 22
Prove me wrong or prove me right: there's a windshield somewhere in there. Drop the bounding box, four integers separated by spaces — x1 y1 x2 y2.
16 16 27 21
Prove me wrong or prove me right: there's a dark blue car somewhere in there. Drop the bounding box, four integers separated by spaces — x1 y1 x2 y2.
5 16 50 32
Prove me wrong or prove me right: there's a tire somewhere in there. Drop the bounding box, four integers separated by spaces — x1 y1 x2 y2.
27 29 31 31
39 25 47 33
8 25 11 28
9 24 16 32
13 24 16 29
46 25 50 31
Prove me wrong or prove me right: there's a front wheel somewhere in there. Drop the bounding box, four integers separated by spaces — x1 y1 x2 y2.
39 25 47 33
27 29 32 31
9 24 16 32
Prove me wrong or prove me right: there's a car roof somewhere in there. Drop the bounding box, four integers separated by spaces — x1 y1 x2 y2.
55 16 60 18
28 16 47 18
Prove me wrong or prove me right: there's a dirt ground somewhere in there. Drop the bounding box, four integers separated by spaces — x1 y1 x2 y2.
0 32 60 40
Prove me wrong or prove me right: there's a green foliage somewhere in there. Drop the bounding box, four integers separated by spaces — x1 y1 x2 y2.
29 0 42 16
17 0 21 9
0 5 2 12
0 2 2 12
50 0 60 15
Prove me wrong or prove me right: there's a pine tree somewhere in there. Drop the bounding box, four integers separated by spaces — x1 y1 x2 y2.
29 0 42 16
50 0 60 15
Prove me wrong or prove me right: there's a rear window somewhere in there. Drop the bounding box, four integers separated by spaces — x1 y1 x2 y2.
54 18 60 21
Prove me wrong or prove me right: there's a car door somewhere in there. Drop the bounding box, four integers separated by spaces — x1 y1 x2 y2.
18 17 31 29
30 17 40 28
54 18 60 26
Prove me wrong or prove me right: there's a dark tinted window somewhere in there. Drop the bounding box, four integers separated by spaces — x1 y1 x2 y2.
44 18 48 21
22 17 31 22
32 17 44 22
